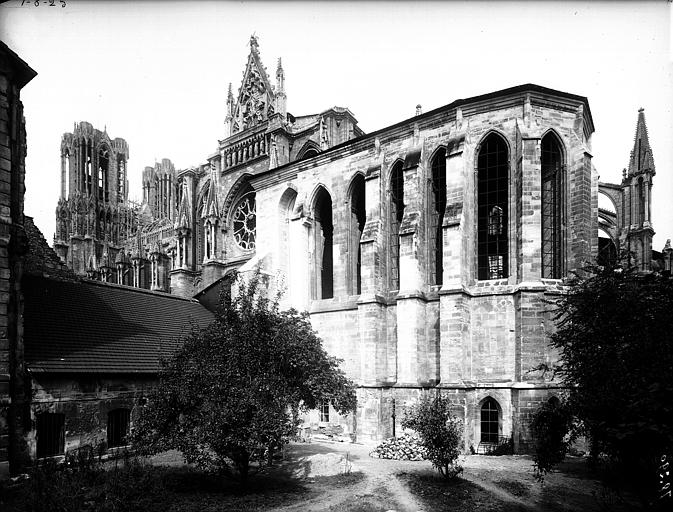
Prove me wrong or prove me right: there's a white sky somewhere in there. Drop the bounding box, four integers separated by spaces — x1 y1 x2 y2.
2 0 672 249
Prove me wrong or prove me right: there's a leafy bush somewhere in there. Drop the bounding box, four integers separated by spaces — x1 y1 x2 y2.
531 397 574 481
402 394 463 479
132 270 356 481
486 436 513 456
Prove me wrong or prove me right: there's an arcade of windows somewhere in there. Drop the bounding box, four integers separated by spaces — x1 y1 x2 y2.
231 133 566 300
477 132 565 280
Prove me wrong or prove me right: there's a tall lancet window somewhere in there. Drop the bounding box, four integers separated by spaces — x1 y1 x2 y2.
541 132 564 279
477 133 509 280
349 175 366 295
98 147 109 203
313 187 333 299
429 149 447 285
637 177 645 226
389 161 404 290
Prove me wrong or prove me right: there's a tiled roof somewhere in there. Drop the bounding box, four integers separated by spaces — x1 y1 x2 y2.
23 275 214 374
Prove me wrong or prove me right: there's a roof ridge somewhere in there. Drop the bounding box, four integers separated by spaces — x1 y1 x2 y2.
79 277 202 303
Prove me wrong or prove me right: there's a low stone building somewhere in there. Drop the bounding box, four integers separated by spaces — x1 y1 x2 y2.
22 221 213 460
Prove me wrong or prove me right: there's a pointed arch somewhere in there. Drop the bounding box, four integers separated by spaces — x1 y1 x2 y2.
541 130 565 278
480 396 501 443
278 186 298 284
97 144 111 203
296 140 321 161
428 146 447 285
312 185 334 299
388 159 405 290
477 132 509 280
347 173 366 294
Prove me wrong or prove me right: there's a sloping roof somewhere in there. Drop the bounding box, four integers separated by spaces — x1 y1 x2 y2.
23 275 214 374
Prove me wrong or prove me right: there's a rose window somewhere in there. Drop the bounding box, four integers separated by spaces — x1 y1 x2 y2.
232 192 256 250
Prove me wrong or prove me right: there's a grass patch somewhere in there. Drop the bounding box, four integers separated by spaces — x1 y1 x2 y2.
495 479 530 498
0 458 310 512
397 471 525 512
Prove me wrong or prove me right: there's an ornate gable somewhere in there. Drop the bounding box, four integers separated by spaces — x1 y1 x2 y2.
231 36 276 135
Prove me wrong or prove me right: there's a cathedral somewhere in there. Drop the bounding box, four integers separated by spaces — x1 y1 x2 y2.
50 35 671 450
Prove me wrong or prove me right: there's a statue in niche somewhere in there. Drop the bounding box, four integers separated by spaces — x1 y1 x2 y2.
269 135 278 168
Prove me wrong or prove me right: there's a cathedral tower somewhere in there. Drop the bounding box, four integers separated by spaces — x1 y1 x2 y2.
54 122 135 275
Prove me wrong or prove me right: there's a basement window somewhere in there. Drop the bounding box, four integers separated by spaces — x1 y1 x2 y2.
36 412 65 458
107 408 131 448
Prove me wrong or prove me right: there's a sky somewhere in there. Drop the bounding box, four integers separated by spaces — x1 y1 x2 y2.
1 0 672 249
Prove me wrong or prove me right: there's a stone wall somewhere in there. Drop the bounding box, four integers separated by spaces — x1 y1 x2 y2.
29 374 155 458
0 42 36 477
252 87 596 449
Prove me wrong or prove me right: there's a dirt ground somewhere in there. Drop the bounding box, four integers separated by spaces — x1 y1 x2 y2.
256 440 639 512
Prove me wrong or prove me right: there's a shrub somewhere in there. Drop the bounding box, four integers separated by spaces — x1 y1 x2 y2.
402 394 463 479
531 397 574 481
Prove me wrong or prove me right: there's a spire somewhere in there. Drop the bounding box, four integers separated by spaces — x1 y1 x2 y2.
224 83 235 138
275 57 286 117
627 108 656 177
249 34 259 54
276 58 285 92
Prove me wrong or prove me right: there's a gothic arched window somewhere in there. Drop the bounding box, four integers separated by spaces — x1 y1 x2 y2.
389 161 404 290
232 191 256 251
541 132 564 279
429 149 447 285
117 157 126 203
313 187 333 299
349 174 366 294
477 133 509 280
98 147 109 203
278 188 298 284
480 397 500 443
637 177 645 226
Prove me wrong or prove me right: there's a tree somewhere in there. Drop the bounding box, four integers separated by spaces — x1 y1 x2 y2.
132 271 356 481
402 394 463 479
545 263 673 499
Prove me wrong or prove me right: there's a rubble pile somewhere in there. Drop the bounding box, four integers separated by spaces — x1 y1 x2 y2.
369 433 427 461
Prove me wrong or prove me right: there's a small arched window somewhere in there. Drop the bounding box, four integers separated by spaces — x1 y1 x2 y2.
477 134 509 280
107 408 131 448
541 132 564 278
480 398 500 443
389 161 405 290
313 187 334 299
349 175 366 294
429 149 447 285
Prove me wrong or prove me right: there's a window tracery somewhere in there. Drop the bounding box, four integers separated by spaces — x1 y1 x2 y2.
232 191 256 250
